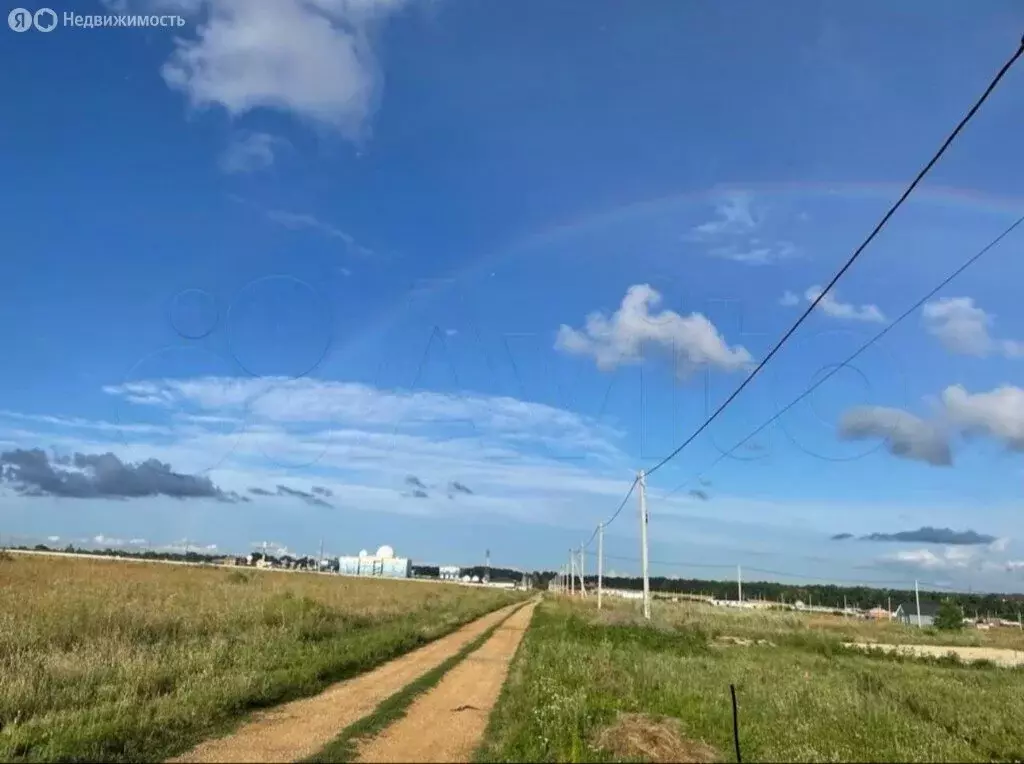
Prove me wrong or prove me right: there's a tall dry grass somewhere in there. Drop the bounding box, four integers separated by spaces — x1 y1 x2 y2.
0 554 522 762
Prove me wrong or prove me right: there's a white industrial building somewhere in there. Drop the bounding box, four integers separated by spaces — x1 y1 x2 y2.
439 565 461 580
337 545 411 579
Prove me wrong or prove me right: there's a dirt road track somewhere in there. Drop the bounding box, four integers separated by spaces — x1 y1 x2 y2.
354 599 538 763
169 602 523 764
845 641 1024 667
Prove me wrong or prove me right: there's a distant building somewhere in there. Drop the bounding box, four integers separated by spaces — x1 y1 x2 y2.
895 600 941 627
604 588 644 600
439 565 461 580
866 606 891 621
337 545 411 579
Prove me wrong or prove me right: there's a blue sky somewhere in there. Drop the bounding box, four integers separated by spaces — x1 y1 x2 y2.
2 0 1024 591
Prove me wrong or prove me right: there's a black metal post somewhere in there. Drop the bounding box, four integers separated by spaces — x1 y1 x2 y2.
730 684 742 763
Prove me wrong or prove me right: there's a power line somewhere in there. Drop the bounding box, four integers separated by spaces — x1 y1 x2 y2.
576 34 1022 579
591 550 734 569
660 210 1024 500
584 476 638 547
641 36 1023 481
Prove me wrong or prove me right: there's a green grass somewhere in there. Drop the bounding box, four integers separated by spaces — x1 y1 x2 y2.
0 554 526 763
478 597 1024 763
648 598 1024 650
307 601 527 763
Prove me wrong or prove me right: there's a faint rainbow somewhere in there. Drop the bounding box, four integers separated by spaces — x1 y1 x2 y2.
332 181 1024 366
518 180 1024 252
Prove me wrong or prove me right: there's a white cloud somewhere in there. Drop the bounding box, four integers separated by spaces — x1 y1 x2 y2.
46 535 60 542
886 543 1023 576
838 406 951 466
0 410 168 435
265 209 375 256
13 375 638 530
941 384 1024 451
218 132 286 174
990 537 1011 554
801 285 886 323
708 240 800 266
779 291 800 307
102 377 622 452
149 539 216 554
689 193 801 265
555 284 753 376
252 540 294 557
159 0 408 138
692 192 757 237
93 534 127 547
888 546 977 570
922 297 1024 358
835 385 1024 466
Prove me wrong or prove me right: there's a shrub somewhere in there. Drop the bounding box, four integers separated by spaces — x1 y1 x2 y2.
934 598 965 631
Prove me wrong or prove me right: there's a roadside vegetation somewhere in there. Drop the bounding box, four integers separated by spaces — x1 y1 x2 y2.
0 554 524 763
478 597 1024 763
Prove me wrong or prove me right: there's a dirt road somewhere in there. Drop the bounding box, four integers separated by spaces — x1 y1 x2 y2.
354 599 538 763
169 602 523 764
845 642 1024 667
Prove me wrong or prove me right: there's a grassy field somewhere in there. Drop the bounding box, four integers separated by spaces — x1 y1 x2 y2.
0 553 525 763
479 596 1024 763
649 597 1024 651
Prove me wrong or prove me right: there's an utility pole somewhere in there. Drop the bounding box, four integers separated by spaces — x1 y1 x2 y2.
319 538 324 570
888 595 892 619
597 522 604 610
844 595 848 617
569 549 575 596
579 544 586 598
639 469 651 620
915 579 922 628
737 565 742 603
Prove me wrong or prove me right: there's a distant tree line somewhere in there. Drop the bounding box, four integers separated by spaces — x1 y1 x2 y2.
23 543 225 565
585 574 1024 621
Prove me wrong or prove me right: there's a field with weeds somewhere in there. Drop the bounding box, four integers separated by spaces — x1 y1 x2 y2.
0 553 524 763
650 597 1024 651
479 597 1024 763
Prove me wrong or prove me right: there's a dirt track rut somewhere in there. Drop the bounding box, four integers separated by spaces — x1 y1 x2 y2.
354 599 537 763
169 602 522 764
